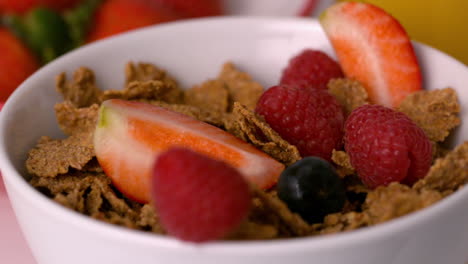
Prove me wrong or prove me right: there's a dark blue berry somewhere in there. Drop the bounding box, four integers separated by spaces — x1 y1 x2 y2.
277 157 346 223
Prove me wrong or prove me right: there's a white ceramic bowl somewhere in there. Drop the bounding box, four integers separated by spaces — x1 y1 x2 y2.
0 18 467 264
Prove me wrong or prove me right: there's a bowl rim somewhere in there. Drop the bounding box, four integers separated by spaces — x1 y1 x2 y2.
1 16 467 254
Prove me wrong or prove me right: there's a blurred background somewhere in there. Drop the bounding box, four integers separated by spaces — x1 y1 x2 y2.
0 0 467 109
0 1 466 263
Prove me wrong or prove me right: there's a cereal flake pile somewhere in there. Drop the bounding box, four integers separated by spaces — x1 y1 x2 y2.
26 62 467 239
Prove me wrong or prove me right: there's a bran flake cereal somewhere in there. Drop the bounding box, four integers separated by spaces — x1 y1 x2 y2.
228 220 279 240
56 67 102 108
363 182 443 224
398 88 460 142
413 142 468 193
313 211 371 234
125 62 184 103
25 61 468 240
26 136 95 177
225 102 301 165
328 78 369 116
55 101 99 136
125 62 180 89
137 204 166 233
146 100 226 127
218 62 264 110
249 186 312 237
81 158 104 173
331 149 355 178
185 79 230 114
101 80 183 104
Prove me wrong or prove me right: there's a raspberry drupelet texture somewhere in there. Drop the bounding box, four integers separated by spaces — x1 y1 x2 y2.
344 104 432 188
151 147 251 242
255 85 344 161
280 49 344 90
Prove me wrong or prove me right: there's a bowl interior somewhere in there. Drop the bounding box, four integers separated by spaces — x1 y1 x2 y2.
0 17 467 247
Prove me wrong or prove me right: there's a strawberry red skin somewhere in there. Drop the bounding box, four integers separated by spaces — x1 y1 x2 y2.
86 0 181 42
256 85 344 161
0 28 39 102
152 148 251 242
297 0 319 16
344 104 432 188
0 0 80 14
151 0 222 18
320 2 422 107
280 49 344 91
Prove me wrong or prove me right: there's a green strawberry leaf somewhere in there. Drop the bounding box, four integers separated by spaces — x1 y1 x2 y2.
3 7 72 64
24 7 73 63
2 0 102 64
2 15 28 41
64 0 102 48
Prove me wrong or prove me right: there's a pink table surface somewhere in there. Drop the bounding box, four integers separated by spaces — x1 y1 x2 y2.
1 101 35 262
0 175 37 263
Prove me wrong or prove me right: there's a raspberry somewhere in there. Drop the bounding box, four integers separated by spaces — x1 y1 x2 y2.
151 147 251 242
280 49 344 90
255 85 344 161
344 104 432 188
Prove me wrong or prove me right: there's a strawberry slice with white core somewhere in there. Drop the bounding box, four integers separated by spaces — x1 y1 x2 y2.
320 2 422 107
94 99 284 203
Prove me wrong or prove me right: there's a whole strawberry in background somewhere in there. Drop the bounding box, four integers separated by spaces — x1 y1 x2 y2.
151 0 222 18
86 0 182 42
0 0 80 14
0 27 39 102
0 0 224 104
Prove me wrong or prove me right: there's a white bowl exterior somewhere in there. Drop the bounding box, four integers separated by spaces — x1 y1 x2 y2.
1 18 467 264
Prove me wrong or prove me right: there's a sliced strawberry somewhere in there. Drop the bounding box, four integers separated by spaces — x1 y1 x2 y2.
320 2 422 108
94 99 284 203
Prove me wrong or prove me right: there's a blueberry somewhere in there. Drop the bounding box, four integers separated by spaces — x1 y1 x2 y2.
277 157 346 224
